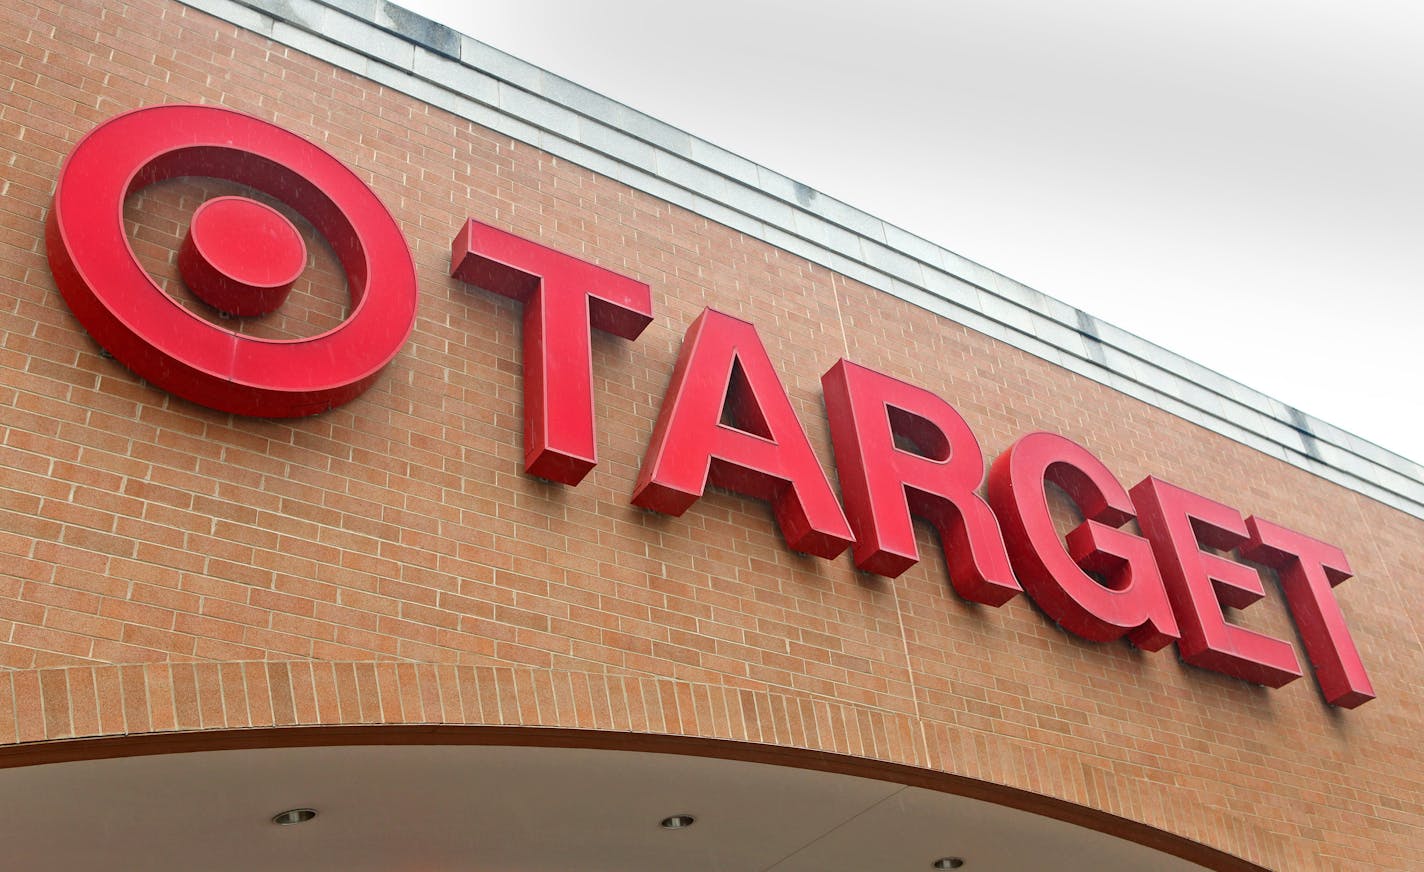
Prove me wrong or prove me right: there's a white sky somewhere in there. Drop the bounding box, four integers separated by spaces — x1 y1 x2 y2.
396 0 1423 464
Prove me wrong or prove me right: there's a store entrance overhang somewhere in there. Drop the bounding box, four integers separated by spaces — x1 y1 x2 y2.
0 726 1247 871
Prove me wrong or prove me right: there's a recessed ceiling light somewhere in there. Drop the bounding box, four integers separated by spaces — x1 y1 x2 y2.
932 859 965 870
660 814 696 829
271 808 318 826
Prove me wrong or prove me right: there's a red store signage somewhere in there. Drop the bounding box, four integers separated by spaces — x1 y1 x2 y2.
47 106 1375 708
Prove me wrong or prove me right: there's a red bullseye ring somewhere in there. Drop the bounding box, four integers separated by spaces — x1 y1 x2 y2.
45 104 417 417
179 195 308 317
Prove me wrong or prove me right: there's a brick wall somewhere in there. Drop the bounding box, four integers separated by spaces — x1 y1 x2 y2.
0 1 1420 869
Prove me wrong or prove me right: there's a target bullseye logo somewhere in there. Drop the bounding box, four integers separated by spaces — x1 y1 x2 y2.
45 104 417 417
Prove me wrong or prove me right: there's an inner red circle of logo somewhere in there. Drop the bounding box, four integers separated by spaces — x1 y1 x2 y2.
45 104 418 417
180 196 309 317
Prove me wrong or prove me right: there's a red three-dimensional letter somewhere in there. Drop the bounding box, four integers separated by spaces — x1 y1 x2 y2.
988 433 1177 648
451 219 653 485
822 360 1019 606
1131 476 1301 687
632 309 854 559
1241 518 1375 707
